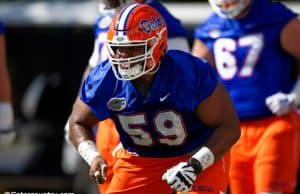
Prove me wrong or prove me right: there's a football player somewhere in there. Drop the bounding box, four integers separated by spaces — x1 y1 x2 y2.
192 0 300 193
93 1 190 193
0 21 15 148
69 4 240 194
62 0 190 193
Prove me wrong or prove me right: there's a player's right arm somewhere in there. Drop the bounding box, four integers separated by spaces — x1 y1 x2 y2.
69 97 107 184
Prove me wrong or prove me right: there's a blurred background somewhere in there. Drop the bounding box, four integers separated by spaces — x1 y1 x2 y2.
0 0 299 193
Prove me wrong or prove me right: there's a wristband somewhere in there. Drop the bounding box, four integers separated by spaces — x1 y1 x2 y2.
78 140 100 166
191 146 215 171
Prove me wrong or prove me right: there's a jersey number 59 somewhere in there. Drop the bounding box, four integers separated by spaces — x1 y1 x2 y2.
118 110 188 147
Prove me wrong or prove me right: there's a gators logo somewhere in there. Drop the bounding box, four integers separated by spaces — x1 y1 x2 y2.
107 97 126 111
140 16 163 33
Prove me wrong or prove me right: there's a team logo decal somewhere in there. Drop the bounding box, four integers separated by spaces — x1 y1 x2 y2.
140 16 163 33
107 97 127 111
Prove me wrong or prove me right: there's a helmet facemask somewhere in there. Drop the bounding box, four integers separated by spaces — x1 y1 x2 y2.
106 27 166 80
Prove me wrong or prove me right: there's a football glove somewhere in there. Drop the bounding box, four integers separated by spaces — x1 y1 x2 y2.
265 92 296 116
162 159 201 193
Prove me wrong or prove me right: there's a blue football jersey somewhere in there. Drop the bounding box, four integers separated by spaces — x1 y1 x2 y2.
81 50 218 157
194 0 298 119
0 22 5 34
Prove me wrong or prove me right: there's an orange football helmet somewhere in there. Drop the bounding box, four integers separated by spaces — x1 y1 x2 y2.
106 3 168 80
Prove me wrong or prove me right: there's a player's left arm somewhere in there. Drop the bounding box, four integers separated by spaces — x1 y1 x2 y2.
194 81 240 161
265 16 300 116
163 81 240 192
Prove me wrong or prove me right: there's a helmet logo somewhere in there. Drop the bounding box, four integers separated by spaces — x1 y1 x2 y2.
140 16 162 33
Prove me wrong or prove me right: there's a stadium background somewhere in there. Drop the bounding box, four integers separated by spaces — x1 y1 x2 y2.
0 0 299 193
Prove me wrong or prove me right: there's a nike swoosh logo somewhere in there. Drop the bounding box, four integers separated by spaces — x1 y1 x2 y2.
160 93 171 102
